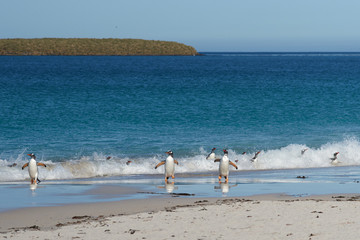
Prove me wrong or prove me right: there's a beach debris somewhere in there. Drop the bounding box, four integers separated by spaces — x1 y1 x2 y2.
311 211 323 214
126 229 138 234
72 215 91 220
296 176 307 179
7 163 17 167
27 225 40 231
171 192 195 196
126 160 132 165
106 156 111 160
137 191 195 196
165 207 176 212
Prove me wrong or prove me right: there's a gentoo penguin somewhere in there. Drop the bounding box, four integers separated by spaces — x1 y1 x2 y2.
235 152 246 163
155 151 179 183
206 147 216 160
250 151 261 163
21 153 47 184
330 152 340 165
301 148 308 155
214 149 238 183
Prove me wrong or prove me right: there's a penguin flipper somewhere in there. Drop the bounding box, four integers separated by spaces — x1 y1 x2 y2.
174 160 179 165
37 162 47 167
155 161 165 169
230 161 238 169
214 159 221 162
21 163 29 170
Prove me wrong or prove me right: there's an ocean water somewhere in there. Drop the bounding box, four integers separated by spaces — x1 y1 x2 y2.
1 53 360 182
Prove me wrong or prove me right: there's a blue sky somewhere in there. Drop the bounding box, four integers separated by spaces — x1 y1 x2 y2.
1 0 360 52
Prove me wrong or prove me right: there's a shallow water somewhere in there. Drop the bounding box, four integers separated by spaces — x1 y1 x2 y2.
2 165 360 212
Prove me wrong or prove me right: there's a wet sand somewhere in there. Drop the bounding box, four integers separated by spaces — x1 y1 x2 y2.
2 194 360 239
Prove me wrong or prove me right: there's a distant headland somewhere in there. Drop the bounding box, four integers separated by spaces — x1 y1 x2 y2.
0 38 199 56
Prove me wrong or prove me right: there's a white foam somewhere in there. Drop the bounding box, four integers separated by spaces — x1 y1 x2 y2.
1 138 360 182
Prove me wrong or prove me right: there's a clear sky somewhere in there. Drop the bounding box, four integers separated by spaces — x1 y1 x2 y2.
1 0 360 52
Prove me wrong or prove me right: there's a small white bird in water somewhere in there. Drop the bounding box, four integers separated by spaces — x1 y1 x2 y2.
21 153 47 184
330 152 340 165
206 147 216 160
214 149 238 183
250 151 261 163
155 151 179 183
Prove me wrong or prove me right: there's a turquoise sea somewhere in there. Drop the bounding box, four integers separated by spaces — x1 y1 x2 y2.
1 53 360 210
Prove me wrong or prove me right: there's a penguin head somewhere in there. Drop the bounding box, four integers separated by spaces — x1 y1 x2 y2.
166 150 173 156
212 147 216 152
223 149 228 155
27 153 36 159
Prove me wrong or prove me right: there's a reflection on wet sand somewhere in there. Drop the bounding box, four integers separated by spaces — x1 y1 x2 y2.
158 182 178 193
214 183 238 195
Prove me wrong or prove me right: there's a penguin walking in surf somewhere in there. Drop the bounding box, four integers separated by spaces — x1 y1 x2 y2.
206 147 216 160
155 151 179 183
214 149 238 183
301 148 308 155
250 151 261 163
21 153 47 184
330 152 340 165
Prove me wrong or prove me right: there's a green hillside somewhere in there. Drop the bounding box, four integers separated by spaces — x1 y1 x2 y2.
0 38 199 56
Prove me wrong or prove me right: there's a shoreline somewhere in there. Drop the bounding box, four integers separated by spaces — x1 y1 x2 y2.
2 193 360 239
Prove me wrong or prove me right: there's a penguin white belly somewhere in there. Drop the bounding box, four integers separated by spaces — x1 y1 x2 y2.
331 159 339 165
219 160 229 177
207 152 215 160
28 160 38 180
165 160 175 177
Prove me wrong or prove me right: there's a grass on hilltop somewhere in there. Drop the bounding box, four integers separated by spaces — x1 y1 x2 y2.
0 38 199 56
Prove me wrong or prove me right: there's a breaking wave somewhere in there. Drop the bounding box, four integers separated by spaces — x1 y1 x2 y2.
1 138 360 182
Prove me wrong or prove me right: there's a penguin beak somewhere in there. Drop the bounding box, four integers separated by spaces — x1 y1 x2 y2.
27 154 31 156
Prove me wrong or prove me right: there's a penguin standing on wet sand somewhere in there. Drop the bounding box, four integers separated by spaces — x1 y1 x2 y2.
214 149 238 183
155 151 179 183
206 147 216 160
21 153 47 184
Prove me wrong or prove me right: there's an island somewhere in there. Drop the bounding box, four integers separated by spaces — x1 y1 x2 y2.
0 38 199 56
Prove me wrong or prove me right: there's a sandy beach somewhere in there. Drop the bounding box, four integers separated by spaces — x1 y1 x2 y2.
2 194 360 239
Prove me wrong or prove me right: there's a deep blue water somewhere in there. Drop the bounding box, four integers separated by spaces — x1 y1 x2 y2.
1 53 360 181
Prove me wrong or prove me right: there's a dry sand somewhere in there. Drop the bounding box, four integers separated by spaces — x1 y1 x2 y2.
1 194 360 239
